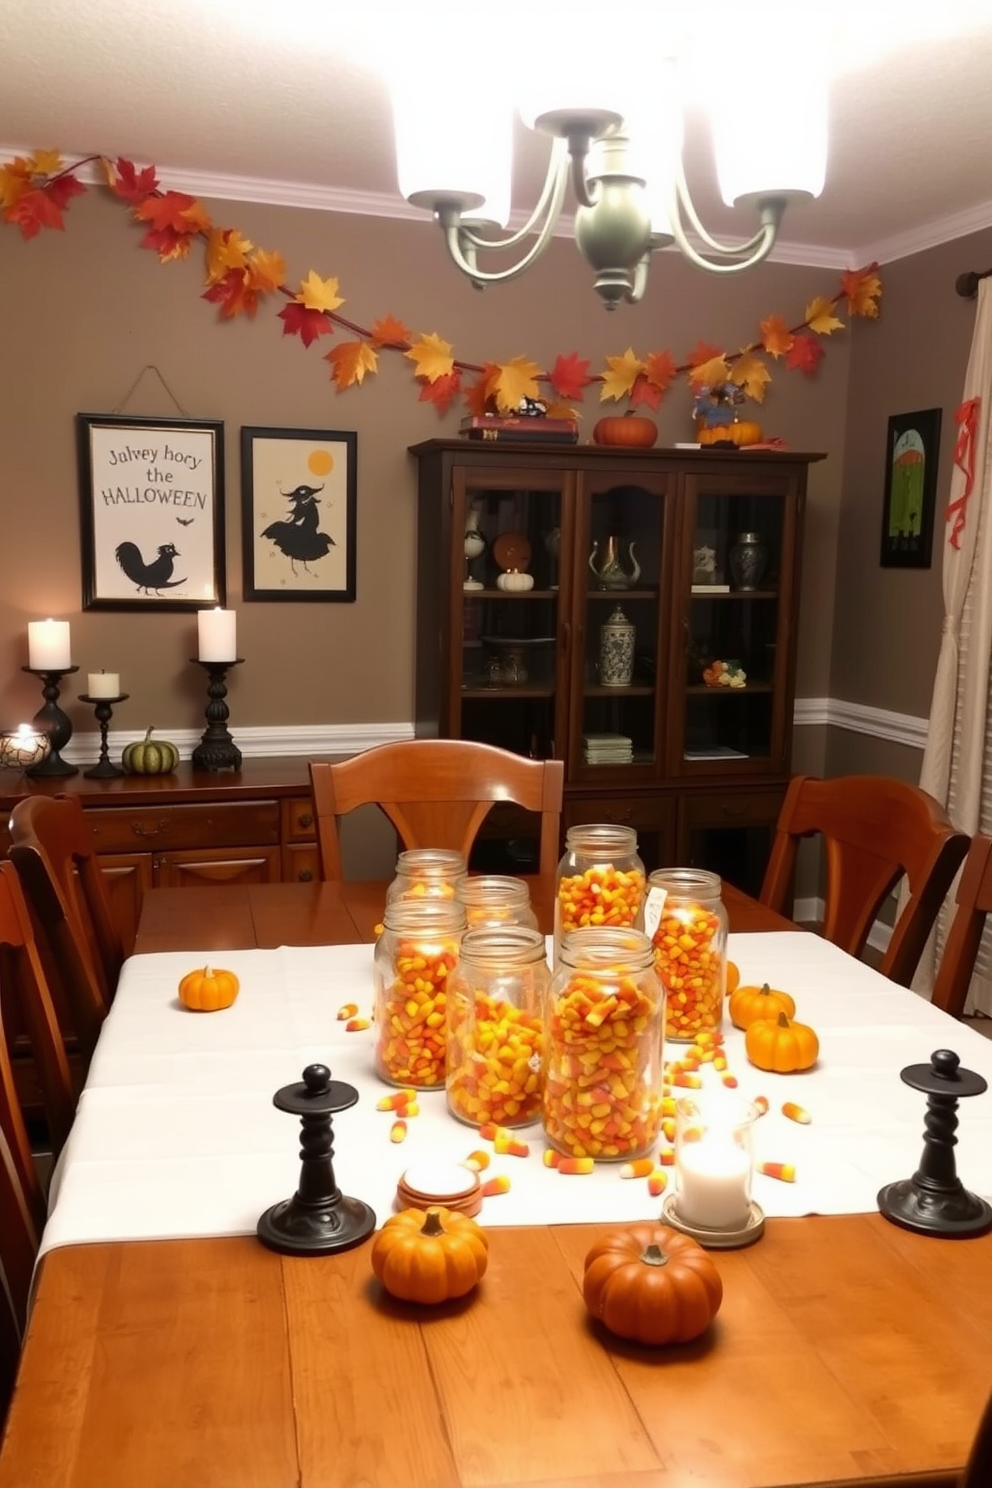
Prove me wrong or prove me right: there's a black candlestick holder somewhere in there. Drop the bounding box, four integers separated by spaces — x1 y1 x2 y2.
878 1048 992 1238
79 694 129 779
257 1063 376 1256
21 665 80 778
191 658 243 772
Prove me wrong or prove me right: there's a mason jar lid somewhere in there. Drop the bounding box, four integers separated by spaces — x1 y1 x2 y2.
558 925 655 971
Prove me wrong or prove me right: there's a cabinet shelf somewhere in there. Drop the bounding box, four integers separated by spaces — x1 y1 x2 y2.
690 589 778 601
686 681 774 695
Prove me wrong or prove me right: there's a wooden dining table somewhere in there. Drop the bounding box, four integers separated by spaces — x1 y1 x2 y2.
2 880 990 1488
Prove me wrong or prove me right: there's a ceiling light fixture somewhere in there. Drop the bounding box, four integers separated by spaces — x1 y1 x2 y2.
388 16 827 310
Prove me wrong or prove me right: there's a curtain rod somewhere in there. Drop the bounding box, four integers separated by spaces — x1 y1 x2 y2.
956 267 992 298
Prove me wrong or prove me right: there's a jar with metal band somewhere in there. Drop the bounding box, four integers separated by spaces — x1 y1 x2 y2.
456 874 539 930
373 900 466 1088
385 848 467 907
645 867 728 1043
543 926 664 1161
446 925 549 1129
553 823 646 965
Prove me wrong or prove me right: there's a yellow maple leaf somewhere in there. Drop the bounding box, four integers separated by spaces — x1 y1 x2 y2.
325 340 378 390
729 349 772 403
759 313 793 360
247 247 287 294
27 149 63 177
805 296 844 336
600 348 646 402
178 200 212 235
405 332 455 382
492 356 544 413
0 158 32 209
204 228 254 286
296 270 344 314
687 354 730 389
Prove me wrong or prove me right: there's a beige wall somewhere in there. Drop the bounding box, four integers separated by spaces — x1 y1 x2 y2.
0 188 849 741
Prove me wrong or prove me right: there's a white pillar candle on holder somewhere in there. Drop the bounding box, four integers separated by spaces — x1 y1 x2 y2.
197 608 237 662
675 1094 756 1231
87 671 120 699
28 619 72 671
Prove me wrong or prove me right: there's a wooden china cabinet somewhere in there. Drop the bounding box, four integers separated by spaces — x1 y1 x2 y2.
410 438 825 895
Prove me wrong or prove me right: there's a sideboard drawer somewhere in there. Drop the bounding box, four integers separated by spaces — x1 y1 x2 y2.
681 788 785 832
84 800 281 853
282 796 316 842
564 794 677 833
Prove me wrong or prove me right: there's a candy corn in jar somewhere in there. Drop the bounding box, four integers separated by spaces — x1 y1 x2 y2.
373 900 466 1088
543 926 664 1161
385 848 467 907
644 868 727 1043
553 823 646 966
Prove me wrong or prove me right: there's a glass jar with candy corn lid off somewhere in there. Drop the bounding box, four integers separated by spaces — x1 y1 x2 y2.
543 927 664 1161
385 848 467 907
373 900 466 1089
553 824 646 967
446 925 548 1129
645 868 727 1044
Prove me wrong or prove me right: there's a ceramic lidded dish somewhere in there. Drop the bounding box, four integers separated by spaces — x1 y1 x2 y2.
396 1161 483 1217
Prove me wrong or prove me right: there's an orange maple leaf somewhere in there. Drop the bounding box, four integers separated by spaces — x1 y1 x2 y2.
544 400 579 420
643 350 677 397
180 200 212 236
324 341 378 390
246 247 287 295
687 353 730 389
759 313 794 360
204 227 254 286
841 264 882 318
278 302 335 348
600 348 646 402
369 314 412 349
729 349 771 403
630 375 662 411
805 296 844 336
106 156 160 204
134 191 198 233
419 368 462 415
686 340 723 371
405 332 455 383
547 352 592 402
0 157 33 211
4 187 65 238
785 333 824 377
202 268 258 317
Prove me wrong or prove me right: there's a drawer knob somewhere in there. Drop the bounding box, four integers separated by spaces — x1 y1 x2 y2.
298 870 314 883
298 813 313 829
131 818 171 839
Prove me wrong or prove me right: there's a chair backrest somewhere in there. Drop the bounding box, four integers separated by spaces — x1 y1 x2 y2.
759 774 970 988
309 741 565 883
0 860 77 1159
0 1121 41 1424
931 832 992 1019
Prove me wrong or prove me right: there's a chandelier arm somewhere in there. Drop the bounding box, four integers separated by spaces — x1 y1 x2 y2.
439 167 570 286
456 139 571 253
672 156 785 263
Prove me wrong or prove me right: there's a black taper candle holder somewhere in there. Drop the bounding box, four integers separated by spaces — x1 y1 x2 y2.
878 1048 992 1238
191 658 243 772
79 694 129 779
257 1063 376 1256
21 665 80 777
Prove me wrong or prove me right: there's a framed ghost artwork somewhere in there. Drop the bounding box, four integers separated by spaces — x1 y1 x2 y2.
241 426 357 601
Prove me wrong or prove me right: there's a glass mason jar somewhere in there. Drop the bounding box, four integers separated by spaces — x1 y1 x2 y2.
645 867 728 1043
373 900 466 1088
543 926 664 1161
385 848 467 907
456 874 539 930
554 823 646 965
446 925 549 1129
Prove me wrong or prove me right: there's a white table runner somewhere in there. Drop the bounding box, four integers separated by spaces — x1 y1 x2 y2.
41 933 992 1254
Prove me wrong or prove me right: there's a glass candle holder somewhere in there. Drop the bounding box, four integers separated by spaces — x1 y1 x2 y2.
674 1092 758 1233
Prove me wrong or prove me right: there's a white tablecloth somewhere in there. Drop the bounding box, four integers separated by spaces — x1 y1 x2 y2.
41 933 992 1254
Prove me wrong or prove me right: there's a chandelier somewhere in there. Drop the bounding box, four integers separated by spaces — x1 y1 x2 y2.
387 18 828 310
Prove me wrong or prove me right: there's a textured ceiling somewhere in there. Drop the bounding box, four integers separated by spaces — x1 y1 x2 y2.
3 1 992 267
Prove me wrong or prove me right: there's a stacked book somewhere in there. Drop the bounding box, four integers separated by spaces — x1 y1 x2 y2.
460 415 579 445
583 733 633 765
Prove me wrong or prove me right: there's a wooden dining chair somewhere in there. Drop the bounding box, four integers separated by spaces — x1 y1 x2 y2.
930 832 992 1019
759 774 970 988
309 740 565 882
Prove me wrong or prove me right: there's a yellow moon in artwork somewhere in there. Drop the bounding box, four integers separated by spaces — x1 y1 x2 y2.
308 449 334 477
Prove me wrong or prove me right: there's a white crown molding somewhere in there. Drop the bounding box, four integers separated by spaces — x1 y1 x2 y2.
855 197 992 267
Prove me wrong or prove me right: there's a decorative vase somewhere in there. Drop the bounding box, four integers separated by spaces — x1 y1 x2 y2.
589 536 640 590
599 605 636 686
544 526 561 590
463 509 486 591
728 532 768 591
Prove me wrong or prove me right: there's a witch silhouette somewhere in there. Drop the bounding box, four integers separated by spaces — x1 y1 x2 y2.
260 484 334 576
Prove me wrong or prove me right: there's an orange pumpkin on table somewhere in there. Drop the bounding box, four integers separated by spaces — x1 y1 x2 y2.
178 965 240 1012
729 981 797 1030
371 1206 489 1304
583 1224 723 1345
745 1011 819 1072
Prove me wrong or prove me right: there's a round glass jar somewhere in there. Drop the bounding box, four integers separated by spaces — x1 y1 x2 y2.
455 874 539 930
644 867 728 1043
373 899 466 1089
384 848 467 907
553 823 646 964
446 925 548 1129
543 926 664 1161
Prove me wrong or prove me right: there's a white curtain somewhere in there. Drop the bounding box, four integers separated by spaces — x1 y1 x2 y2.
917 278 992 1012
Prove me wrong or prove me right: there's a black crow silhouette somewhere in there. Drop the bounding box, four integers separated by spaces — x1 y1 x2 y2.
115 541 188 594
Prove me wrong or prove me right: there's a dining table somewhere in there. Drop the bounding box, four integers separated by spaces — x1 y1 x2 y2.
2 878 991 1488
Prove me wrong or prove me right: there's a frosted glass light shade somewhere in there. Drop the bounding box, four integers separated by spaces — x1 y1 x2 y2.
624 65 682 240
392 78 513 222
713 84 827 206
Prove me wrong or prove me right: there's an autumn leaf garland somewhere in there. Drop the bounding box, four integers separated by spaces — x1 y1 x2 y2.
1 149 883 418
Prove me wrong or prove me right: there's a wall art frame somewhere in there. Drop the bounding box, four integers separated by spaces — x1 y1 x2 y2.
77 413 226 611
879 407 942 569
241 426 357 602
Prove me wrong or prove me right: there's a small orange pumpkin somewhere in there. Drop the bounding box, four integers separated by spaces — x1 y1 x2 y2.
697 419 763 448
583 1224 723 1346
371 1206 489 1304
593 412 658 448
178 965 240 1012
725 960 741 995
745 1011 819 1073
729 981 797 1030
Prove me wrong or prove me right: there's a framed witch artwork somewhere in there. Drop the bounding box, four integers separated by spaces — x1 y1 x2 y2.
241 426 357 601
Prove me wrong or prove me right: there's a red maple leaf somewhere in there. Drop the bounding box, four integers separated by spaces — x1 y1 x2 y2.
110 157 160 204
140 224 193 261
277 302 334 348
44 173 86 212
686 339 724 371
419 368 462 415
785 333 825 377
133 190 198 233
4 187 66 238
202 268 259 318
547 351 592 401
630 375 662 411
369 313 412 349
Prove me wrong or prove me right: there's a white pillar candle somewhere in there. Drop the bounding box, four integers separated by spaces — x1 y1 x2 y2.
197 608 237 662
28 618 72 670
677 1139 751 1229
87 671 120 698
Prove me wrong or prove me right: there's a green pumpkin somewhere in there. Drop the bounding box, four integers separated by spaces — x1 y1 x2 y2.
122 727 180 775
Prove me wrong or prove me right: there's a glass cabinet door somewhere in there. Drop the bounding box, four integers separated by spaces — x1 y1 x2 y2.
672 470 801 777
